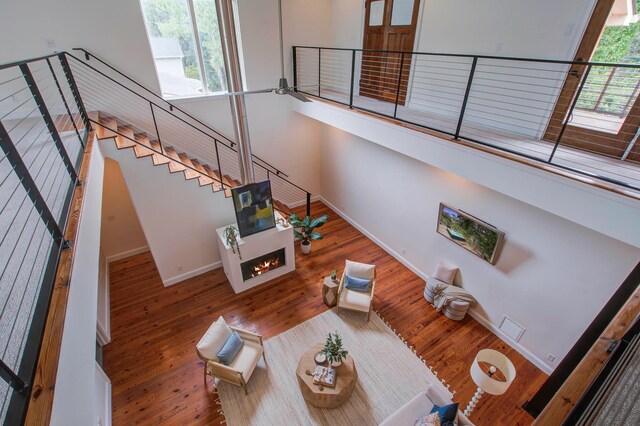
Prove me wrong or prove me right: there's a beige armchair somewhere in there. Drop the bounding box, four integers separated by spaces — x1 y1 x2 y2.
196 317 265 395
337 260 376 321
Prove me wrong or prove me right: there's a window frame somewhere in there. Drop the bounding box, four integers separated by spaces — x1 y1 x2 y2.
140 0 227 100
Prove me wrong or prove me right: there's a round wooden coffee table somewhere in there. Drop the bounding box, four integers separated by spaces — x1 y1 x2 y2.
295 343 357 408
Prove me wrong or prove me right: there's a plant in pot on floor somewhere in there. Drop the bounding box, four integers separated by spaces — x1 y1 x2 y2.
321 332 348 368
289 213 328 254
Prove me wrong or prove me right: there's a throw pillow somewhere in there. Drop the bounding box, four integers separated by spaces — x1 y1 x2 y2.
196 316 233 361
217 331 245 366
345 260 375 280
433 262 458 285
414 412 441 426
430 403 460 426
345 274 372 292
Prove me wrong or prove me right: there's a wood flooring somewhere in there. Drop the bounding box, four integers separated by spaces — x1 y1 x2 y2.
104 201 547 425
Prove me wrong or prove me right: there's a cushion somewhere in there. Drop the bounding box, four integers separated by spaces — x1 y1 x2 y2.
217 331 244 365
433 262 458 285
196 316 233 362
339 287 372 312
228 340 264 381
345 275 372 292
415 412 441 426
430 403 460 426
345 260 375 280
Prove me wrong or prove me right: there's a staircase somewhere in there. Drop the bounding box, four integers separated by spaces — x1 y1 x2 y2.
93 112 292 215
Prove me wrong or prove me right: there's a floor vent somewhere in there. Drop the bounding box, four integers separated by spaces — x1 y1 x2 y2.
499 316 525 342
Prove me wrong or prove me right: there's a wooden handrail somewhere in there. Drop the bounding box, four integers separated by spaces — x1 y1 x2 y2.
24 135 96 425
532 285 640 425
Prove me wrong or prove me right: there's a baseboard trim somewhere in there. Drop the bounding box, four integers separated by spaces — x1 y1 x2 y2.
319 196 428 281
467 309 552 374
106 245 150 263
162 260 222 287
318 195 553 374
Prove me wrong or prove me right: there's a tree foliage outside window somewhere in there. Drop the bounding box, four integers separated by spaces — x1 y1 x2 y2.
577 2 640 116
141 0 226 97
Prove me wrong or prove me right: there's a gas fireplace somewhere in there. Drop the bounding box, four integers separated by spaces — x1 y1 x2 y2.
240 248 286 282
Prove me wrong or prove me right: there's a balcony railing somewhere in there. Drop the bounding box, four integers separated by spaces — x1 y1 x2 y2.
293 46 640 195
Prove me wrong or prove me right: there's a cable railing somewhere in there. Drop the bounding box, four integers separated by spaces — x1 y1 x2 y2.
0 49 312 424
0 52 87 425
293 46 640 195
66 49 311 215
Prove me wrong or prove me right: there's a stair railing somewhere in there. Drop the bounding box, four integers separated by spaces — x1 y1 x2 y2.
64 50 311 216
0 52 87 425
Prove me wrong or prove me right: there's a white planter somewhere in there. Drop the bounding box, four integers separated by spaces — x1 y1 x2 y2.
330 359 342 368
301 241 311 254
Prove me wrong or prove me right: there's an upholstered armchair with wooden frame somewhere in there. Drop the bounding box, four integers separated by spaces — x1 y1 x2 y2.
196 317 265 395
336 260 376 322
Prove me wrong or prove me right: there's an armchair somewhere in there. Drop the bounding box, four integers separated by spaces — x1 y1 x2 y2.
336 260 376 321
196 317 265 395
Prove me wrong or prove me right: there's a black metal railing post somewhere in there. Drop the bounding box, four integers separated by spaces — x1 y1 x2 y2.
58 53 91 140
292 46 298 91
150 102 163 153
214 139 224 190
318 48 321 97
306 193 311 217
0 121 65 242
46 58 82 144
393 52 406 118
0 359 26 394
549 64 592 162
20 63 79 182
349 50 356 108
454 57 478 140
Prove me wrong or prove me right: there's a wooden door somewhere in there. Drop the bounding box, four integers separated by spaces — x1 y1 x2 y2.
360 0 420 105
543 0 640 162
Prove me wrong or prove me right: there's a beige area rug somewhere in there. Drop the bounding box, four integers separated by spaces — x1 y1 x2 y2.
216 309 453 425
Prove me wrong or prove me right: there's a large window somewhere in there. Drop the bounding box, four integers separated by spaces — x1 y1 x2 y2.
141 0 227 99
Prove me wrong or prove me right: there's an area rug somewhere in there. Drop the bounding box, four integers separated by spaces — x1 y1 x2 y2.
215 309 453 425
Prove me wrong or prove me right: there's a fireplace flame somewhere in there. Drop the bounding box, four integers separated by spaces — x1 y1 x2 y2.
250 257 281 278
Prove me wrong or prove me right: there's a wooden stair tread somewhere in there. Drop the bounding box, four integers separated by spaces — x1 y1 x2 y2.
202 165 223 192
178 153 200 180
190 159 215 186
114 126 136 149
162 147 186 172
96 117 118 139
133 134 154 158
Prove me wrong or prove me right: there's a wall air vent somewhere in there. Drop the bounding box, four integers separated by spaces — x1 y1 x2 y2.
499 316 525 342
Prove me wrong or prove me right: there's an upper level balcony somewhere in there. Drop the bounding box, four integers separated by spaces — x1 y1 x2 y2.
293 46 640 199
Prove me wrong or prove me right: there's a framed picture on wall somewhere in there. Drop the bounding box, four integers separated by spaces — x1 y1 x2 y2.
436 203 505 265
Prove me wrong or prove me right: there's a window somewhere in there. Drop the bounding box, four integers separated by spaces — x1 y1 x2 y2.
141 0 227 99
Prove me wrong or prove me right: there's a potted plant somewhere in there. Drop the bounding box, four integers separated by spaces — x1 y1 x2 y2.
222 225 242 260
320 332 348 367
289 213 329 254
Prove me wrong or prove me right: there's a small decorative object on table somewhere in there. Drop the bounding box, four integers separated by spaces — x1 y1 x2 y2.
322 277 339 307
330 269 338 282
314 352 327 364
222 225 242 260
312 365 336 388
321 332 348 368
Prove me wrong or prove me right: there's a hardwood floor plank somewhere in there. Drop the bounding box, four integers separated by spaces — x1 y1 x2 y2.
104 201 545 425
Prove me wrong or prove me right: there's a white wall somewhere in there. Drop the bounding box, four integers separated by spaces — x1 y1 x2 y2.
318 124 640 373
99 140 237 286
101 158 148 261
50 142 105 426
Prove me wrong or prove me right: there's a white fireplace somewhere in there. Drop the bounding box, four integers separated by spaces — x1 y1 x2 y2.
216 211 295 293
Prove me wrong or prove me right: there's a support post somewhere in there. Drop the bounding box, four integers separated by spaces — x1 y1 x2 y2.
454 57 478 140
306 193 311 217
58 53 91 137
0 359 26 394
393 52 405 118
0 121 65 242
318 48 322 97
549 64 592 162
21 63 78 182
349 50 356 108
293 46 298 91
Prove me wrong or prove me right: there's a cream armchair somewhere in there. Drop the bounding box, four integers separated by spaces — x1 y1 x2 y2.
337 260 376 321
196 317 265 395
